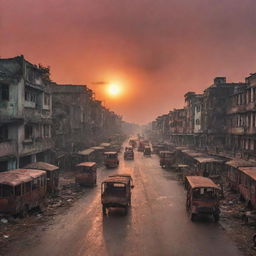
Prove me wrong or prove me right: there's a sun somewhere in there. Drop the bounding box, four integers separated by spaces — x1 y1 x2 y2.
107 83 122 97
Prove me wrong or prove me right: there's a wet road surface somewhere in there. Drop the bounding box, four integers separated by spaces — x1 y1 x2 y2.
6 148 243 256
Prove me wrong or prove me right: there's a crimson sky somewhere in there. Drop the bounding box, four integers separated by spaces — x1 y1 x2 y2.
1 0 256 123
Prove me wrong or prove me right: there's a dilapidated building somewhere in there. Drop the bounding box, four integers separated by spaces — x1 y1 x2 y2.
226 73 256 160
0 56 53 171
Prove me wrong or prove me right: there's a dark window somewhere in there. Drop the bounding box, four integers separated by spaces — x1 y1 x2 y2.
2 185 13 197
25 125 33 139
15 185 22 196
44 94 50 105
0 160 8 172
0 125 8 142
0 84 9 101
25 182 31 193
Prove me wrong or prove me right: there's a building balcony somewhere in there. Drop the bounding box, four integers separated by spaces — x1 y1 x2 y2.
245 102 256 111
0 140 17 158
245 127 256 135
227 105 246 114
228 127 244 135
21 137 54 155
228 102 256 114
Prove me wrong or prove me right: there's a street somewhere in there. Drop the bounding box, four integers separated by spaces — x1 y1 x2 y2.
6 148 243 256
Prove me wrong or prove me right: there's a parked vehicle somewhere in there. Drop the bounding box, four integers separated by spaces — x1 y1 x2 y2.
24 162 59 193
160 151 175 168
143 146 151 156
238 167 256 209
75 162 97 187
0 169 47 216
225 159 255 191
124 146 134 160
185 176 220 222
104 152 119 168
101 174 134 215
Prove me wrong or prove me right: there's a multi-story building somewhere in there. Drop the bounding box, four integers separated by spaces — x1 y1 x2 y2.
202 77 246 152
169 109 187 145
226 73 256 160
0 55 53 171
51 83 94 152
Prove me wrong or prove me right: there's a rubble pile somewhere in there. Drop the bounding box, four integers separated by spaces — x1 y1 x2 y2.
220 187 256 256
0 172 87 253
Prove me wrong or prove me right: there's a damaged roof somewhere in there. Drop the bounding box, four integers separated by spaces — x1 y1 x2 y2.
76 162 96 167
78 149 95 155
186 176 220 189
226 159 256 168
239 167 256 181
194 157 224 164
24 162 59 171
0 169 46 186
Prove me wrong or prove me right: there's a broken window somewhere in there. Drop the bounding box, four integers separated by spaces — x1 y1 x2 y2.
0 125 8 142
0 160 8 172
25 124 33 139
44 94 50 106
1 184 14 197
43 124 50 137
25 89 36 103
0 83 9 101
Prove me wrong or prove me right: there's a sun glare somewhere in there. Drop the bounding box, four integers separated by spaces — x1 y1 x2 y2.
107 83 122 97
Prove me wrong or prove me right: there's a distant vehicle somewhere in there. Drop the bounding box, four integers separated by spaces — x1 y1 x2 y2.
185 176 220 222
159 151 175 168
104 152 119 168
129 139 137 148
143 146 151 156
75 162 97 187
101 174 134 215
0 169 47 216
124 146 134 160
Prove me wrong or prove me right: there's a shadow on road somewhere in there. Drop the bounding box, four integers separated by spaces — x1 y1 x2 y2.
102 208 132 255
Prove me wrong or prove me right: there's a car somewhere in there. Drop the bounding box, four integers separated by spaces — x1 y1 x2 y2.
124 146 134 160
143 146 151 156
104 152 119 168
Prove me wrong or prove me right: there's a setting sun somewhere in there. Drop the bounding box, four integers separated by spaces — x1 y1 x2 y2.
107 83 122 97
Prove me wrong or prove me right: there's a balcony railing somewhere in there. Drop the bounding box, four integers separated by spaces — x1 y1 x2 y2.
228 127 244 135
21 137 54 155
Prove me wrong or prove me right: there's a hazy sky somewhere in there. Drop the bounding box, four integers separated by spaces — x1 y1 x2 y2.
1 0 256 123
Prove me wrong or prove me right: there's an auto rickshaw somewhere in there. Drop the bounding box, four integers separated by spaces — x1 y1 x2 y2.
104 152 119 168
129 139 137 148
160 151 175 168
143 146 151 156
101 174 134 215
124 146 134 160
75 162 97 186
185 176 221 222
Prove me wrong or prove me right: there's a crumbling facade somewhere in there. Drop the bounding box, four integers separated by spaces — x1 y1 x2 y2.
0 56 123 172
0 56 53 171
152 75 255 161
